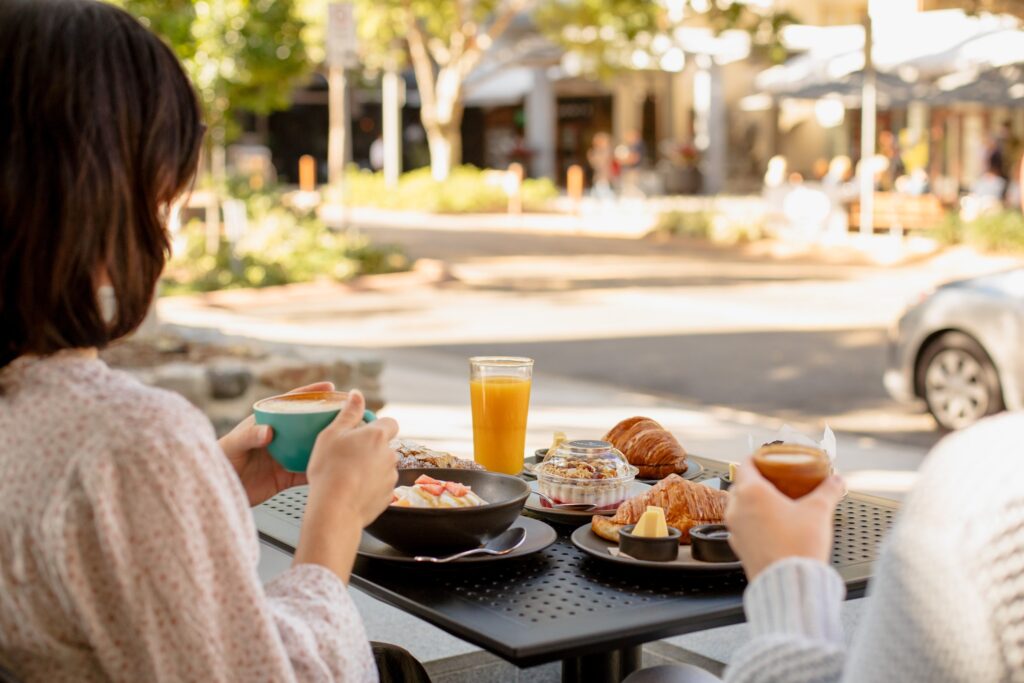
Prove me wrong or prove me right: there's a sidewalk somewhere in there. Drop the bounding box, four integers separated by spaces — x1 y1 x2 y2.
243 336 921 681
325 200 948 266
323 202 660 238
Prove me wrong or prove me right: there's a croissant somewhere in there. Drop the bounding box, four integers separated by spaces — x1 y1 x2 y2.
591 474 727 544
604 416 688 479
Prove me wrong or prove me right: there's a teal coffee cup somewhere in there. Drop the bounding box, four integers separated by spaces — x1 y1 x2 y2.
253 391 377 472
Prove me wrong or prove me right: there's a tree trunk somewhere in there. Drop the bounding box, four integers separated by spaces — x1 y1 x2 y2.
426 124 462 181
421 74 465 181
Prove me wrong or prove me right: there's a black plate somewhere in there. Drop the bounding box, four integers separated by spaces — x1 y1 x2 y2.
520 450 547 479
358 516 556 563
365 468 529 555
571 525 743 572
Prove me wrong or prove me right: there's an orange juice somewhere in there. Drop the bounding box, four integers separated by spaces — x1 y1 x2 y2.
470 377 532 474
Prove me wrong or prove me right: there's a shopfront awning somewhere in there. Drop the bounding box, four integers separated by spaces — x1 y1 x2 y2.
932 64 1024 106
463 66 536 107
780 71 926 107
756 9 1024 106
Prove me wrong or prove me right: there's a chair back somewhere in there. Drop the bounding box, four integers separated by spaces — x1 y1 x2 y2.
0 663 21 683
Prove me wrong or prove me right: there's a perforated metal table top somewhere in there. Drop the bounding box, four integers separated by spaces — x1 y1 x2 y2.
254 457 898 668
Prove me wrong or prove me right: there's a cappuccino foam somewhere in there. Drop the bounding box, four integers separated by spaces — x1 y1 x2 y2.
257 397 347 414
761 452 817 464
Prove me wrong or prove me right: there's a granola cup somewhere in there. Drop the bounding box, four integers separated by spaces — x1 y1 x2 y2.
535 439 638 511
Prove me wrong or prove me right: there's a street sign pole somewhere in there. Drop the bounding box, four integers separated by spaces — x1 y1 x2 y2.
327 2 358 204
327 65 348 190
859 12 876 236
382 68 405 188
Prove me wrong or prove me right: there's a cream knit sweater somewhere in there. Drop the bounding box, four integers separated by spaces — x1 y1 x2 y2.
726 412 1024 683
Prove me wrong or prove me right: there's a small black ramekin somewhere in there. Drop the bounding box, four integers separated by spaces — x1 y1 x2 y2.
619 524 682 562
690 524 738 563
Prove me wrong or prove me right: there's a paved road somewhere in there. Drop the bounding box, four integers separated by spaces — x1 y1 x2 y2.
357 227 1024 451
161 225 1023 452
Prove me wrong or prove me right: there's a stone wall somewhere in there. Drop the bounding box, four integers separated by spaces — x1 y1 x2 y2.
101 335 385 436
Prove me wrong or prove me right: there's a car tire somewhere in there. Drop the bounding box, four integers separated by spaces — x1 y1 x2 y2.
916 331 1004 431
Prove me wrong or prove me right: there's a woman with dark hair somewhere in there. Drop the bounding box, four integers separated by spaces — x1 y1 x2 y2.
0 1 403 680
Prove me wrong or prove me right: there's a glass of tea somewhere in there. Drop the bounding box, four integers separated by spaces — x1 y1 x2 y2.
469 357 533 475
752 443 831 499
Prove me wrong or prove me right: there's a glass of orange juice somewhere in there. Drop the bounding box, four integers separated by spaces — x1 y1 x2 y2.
470 357 533 475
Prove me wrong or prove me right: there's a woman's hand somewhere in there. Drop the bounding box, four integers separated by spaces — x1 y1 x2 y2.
218 381 334 507
305 390 400 528
295 390 399 582
725 459 845 581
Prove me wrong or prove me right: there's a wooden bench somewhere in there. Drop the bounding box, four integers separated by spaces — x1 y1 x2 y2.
849 192 945 233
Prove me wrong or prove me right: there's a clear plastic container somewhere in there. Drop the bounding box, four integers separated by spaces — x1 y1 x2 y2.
535 439 638 510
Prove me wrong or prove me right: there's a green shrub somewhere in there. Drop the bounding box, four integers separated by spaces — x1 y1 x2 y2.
711 213 765 244
344 165 557 213
935 211 964 245
652 211 712 238
962 210 1024 252
162 200 410 295
520 176 560 210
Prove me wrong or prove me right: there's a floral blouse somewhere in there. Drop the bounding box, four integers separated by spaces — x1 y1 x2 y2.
0 352 376 682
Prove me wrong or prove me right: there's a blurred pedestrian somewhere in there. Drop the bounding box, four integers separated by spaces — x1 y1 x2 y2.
823 156 852 190
369 135 384 172
587 132 615 200
878 131 904 190
822 156 854 235
971 160 1007 202
985 133 1006 182
812 158 829 181
763 155 789 231
616 130 645 198
764 155 788 189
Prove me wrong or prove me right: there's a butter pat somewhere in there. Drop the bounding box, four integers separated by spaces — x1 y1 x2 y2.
633 506 668 538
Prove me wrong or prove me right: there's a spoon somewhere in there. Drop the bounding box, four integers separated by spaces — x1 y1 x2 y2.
414 527 527 563
536 492 600 511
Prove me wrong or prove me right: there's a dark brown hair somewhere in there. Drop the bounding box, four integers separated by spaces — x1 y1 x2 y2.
0 0 204 369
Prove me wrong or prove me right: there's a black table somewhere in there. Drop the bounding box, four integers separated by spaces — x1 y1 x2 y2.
254 457 899 682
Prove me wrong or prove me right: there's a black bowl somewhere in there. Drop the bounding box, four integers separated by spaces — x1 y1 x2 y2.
365 468 530 555
690 524 739 563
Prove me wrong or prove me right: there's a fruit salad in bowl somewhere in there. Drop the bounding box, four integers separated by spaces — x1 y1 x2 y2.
391 474 488 508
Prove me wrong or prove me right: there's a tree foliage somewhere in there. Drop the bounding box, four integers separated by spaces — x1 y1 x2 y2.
112 0 313 141
342 0 795 177
536 0 797 75
114 0 796 181
349 0 528 179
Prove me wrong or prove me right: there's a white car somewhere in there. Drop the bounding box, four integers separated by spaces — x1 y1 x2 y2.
885 268 1024 430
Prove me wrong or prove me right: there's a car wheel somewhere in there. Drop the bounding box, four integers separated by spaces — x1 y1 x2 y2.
916 331 1004 431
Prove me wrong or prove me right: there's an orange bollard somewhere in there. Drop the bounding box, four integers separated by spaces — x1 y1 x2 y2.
507 162 524 215
567 164 584 212
299 154 316 193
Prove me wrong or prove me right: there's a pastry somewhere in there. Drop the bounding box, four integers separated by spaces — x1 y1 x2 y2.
392 439 484 471
603 416 688 479
591 474 727 544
